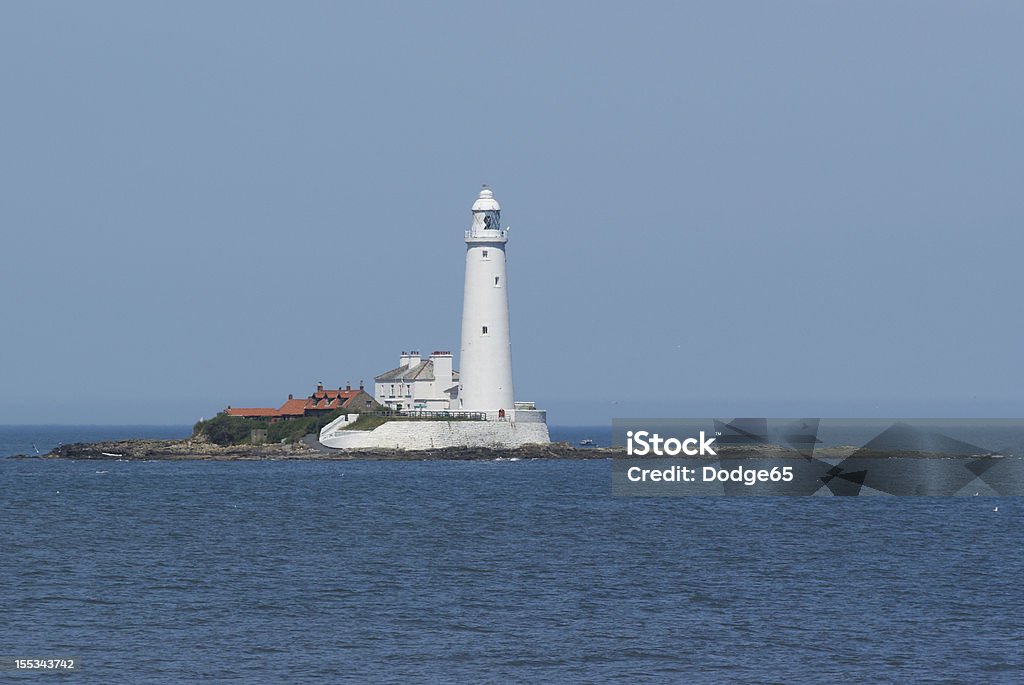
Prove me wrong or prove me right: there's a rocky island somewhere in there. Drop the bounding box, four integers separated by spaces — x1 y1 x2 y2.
23 439 943 462
28 438 617 461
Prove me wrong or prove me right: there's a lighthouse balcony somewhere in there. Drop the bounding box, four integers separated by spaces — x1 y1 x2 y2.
465 228 508 243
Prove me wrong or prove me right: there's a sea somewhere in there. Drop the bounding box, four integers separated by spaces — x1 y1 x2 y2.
1 425 1021 683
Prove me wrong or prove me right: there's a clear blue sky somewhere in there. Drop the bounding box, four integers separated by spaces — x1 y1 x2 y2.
1 2 1021 425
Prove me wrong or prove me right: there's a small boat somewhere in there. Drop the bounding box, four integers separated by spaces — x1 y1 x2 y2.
578 439 595 447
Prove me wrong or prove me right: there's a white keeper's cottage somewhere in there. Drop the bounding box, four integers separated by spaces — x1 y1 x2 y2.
374 350 458 412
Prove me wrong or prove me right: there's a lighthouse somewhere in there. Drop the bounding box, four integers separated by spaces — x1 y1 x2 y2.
319 184 549 449
458 185 515 414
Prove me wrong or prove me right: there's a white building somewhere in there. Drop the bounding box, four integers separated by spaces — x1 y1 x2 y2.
374 350 458 412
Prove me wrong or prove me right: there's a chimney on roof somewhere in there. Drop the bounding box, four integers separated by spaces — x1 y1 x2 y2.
359 380 364 390
431 351 453 387
409 350 421 368
317 382 323 392
346 382 351 391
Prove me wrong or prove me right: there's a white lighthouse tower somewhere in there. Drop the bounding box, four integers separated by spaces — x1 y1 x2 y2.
459 185 515 414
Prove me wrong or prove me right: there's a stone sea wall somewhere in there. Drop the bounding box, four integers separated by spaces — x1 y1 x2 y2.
320 419 551 450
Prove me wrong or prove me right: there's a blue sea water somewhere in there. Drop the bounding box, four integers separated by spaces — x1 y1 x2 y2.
0 425 193 459
550 425 612 447
1 426 1022 683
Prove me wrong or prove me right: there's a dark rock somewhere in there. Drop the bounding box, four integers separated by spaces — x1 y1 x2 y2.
39 439 619 461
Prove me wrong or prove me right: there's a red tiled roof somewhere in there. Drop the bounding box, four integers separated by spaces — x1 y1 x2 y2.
307 398 342 410
312 389 360 401
226 387 370 419
225 407 280 418
277 398 308 416
304 390 370 411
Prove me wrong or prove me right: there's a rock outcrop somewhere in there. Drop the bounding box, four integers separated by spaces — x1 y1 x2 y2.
27 439 616 461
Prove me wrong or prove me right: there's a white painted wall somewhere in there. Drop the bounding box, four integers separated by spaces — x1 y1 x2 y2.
431 353 453 390
319 412 361 440
319 418 550 450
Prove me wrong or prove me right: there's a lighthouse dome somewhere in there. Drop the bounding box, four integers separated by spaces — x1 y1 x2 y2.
471 185 501 212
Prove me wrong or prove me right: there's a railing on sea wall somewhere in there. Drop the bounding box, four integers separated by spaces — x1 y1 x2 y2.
369 410 488 421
